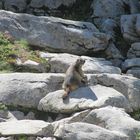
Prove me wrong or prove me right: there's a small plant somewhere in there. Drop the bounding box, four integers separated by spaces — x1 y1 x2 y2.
135 131 140 140
0 103 7 111
18 135 28 140
130 110 140 121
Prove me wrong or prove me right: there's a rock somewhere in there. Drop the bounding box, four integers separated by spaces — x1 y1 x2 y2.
11 111 35 120
0 1 3 9
16 59 49 73
0 73 64 108
30 0 76 9
83 106 140 140
25 112 36 120
0 137 13 140
127 68 140 79
91 0 125 19
104 43 123 59
88 73 140 110
91 0 140 26
121 14 140 43
38 85 131 113
53 106 140 139
36 137 56 140
29 0 44 8
121 58 140 71
0 120 53 136
101 19 118 40
40 53 121 74
127 42 140 58
0 110 17 122
124 0 140 14
0 10 110 55
4 0 27 12
10 111 25 120
54 122 127 140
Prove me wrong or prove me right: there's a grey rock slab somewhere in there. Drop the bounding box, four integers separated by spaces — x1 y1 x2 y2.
127 42 140 58
121 14 140 43
0 10 110 55
83 106 140 140
127 68 140 79
16 59 49 73
54 122 127 140
122 58 140 71
0 73 64 108
88 73 140 110
38 85 131 113
0 120 53 136
40 52 121 74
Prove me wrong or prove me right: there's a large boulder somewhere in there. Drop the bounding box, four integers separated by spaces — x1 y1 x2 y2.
121 14 140 43
122 58 140 71
83 106 140 140
0 73 64 108
54 122 127 140
40 53 121 74
0 10 110 55
38 85 131 113
53 106 140 140
88 73 140 110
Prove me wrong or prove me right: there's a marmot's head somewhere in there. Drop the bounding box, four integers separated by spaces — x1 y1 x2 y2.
76 58 85 67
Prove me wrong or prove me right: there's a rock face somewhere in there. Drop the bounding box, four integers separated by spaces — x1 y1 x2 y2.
0 10 110 55
41 53 121 74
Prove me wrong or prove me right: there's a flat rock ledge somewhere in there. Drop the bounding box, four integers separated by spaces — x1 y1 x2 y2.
38 85 131 113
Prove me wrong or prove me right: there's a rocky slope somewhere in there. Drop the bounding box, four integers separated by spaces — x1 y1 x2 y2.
0 0 140 140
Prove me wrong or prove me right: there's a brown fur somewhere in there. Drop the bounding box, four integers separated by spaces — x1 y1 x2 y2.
62 57 88 99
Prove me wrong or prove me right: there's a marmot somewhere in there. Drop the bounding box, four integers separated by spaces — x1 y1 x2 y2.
62 57 88 99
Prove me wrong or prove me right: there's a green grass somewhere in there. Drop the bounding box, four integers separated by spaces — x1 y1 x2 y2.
0 32 49 72
135 131 140 140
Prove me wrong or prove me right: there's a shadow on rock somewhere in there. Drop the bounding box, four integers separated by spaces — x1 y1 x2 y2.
63 86 98 104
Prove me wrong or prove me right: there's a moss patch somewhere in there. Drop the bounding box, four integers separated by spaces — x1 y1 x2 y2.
130 110 140 121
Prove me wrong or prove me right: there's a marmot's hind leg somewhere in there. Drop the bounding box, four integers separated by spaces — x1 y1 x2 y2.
62 86 70 99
